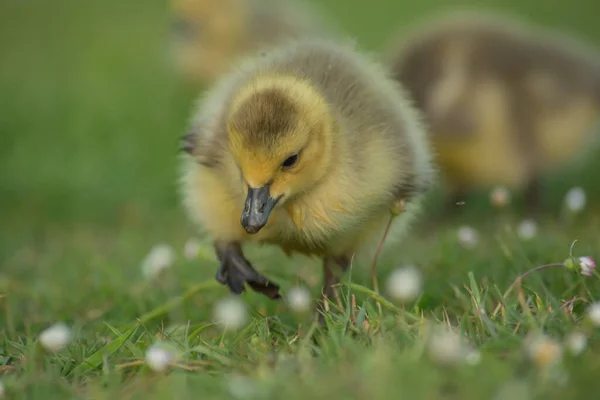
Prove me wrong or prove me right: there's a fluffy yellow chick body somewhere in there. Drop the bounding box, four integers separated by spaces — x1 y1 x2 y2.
169 0 334 84
386 10 600 210
180 39 434 302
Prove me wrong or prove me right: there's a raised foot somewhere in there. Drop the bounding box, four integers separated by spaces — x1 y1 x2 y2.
215 243 281 300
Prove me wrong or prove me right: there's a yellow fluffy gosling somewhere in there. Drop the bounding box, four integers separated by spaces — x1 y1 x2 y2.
179 39 435 305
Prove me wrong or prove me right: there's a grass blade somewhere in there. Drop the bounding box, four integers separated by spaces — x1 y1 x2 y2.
69 325 138 377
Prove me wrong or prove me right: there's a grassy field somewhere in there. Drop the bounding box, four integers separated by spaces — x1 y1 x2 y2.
2 0 600 398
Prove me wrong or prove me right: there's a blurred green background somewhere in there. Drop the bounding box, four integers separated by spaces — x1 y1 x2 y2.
3 0 600 229
2 0 600 328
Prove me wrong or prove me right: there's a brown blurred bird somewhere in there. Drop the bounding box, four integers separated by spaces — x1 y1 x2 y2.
169 0 335 85
385 10 600 212
179 39 435 307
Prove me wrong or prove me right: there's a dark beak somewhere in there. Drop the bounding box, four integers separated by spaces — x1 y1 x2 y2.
241 184 279 234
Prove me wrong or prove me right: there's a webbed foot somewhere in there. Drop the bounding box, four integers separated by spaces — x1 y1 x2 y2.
214 242 281 299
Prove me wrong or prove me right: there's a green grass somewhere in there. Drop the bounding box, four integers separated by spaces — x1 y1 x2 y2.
3 0 600 398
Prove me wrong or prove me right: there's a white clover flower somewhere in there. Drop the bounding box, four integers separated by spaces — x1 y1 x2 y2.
141 243 175 279
579 256 596 277
523 333 562 367
213 296 248 331
465 349 481 366
564 186 586 213
226 373 259 399
386 265 423 302
427 328 467 365
490 186 511 208
183 237 202 260
564 256 597 277
587 302 600 326
565 332 587 356
517 219 537 240
492 380 531 400
286 286 312 313
457 226 479 249
145 343 176 372
39 323 72 352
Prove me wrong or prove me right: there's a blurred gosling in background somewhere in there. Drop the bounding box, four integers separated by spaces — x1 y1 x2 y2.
385 10 600 213
168 0 336 85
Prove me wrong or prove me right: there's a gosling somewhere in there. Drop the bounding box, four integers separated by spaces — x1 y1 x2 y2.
179 39 435 303
169 0 335 84
385 10 600 212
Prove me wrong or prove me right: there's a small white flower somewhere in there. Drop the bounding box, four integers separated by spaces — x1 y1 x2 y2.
490 186 511 208
386 265 423 302
564 256 597 277
427 328 466 365
564 186 586 213
145 344 175 372
517 219 537 240
39 323 72 352
286 286 312 313
492 381 531 400
587 302 600 326
465 349 481 365
457 226 479 249
226 373 259 399
523 333 562 367
565 332 587 356
183 237 201 260
141 243 175 279
579 256 596 277
213 296 248 331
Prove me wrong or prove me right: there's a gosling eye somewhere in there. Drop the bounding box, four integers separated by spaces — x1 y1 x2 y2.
281 153 299 169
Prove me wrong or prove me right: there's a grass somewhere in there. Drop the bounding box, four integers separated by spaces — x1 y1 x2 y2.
2 0 600 398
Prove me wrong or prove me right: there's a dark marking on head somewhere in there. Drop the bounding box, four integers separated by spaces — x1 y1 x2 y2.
228 88 299 150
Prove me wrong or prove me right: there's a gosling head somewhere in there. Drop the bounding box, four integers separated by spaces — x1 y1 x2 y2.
226 76 335 234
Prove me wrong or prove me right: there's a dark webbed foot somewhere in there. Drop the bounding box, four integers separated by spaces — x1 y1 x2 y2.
214 242 281 299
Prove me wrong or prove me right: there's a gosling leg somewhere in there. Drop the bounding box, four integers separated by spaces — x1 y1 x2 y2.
318 256 350 318
523 175 541 216
214 241 281 299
